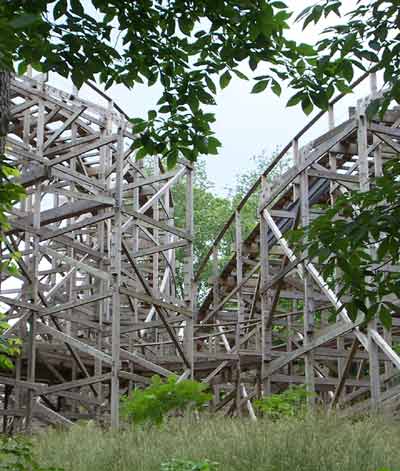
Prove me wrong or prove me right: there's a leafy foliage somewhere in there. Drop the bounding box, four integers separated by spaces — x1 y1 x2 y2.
161 459 218 471
0 160 25 275
254 385 314 420
2 1 398 166
120 375 212 426
296 0 400 116
0 436 62 471
0 0 312 168
0 160 25 232
288 160 400 328
0 313 21 370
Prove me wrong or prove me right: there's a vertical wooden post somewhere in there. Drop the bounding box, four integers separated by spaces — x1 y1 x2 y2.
184 165 194 377
26 82 45 431
212 246 219 309
260 176 272 395
296 138 315 405
110 123 124 429
358 100 381 409
235 210 244 413
329 105 345 391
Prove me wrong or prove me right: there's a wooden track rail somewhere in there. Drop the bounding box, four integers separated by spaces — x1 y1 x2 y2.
1 70 400 431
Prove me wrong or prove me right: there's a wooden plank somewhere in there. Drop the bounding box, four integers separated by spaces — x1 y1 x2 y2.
370 329 400 370
40 291 113 317
260 121 357 211
120 287 192 317
0 376 44 390
47 135 118 167
119 348 173 377
132 240 188 258
369 122 400 138
262 319 363 379
122 207 192 241
43 106 87 150
39 246 112 282
39 212 114 241
42 373 112 395
308 168 359 183
37 322 113 365
330 338 359 408
10 199 111 230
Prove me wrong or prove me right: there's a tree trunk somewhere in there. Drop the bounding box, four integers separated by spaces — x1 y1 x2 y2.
0 70 11 155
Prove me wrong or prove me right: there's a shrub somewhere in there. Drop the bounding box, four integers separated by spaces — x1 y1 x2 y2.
0 436 62 471
121 375 212 426
254 385 313 420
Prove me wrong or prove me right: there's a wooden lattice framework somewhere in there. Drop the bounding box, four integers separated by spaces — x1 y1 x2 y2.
1 73 194 430
194 71 400 419
2 71 400 431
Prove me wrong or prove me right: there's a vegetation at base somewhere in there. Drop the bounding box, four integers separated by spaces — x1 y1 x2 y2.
120 375 211 426
34 415 400 471
0 436 61 471
254 385 313 420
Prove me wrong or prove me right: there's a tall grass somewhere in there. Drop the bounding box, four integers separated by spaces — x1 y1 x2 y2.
35 414 400 471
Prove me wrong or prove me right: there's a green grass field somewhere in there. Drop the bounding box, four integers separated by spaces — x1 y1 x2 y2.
34 414 400 471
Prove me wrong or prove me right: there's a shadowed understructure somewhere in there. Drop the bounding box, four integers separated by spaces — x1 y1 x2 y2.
1 71 400 431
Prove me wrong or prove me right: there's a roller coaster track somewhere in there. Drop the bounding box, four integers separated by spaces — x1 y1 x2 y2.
1 70 400 431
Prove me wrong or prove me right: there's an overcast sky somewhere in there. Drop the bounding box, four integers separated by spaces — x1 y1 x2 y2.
49 0 369 195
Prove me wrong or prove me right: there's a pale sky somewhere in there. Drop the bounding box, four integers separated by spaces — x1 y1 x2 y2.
48 0 369 195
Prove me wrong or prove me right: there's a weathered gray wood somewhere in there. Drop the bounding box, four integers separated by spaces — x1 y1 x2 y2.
37 322 113 364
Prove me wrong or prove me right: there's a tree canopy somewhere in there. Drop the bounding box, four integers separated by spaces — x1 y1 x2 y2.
2 0 388 167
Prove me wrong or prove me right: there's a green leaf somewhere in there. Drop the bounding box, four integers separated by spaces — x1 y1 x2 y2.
17 62 28 76
271 81 282 96
301 97 313 115
135 147 148 160
379 305 392 330
207 136 221 155
205 76 216 94
287 93 302 107
251 80 269 94
219 70 231 90
232 69 248 81
272 1 287 9
53 0 67 20
298 43 315 57
167 149 179 169
133 122 148 133
70 0 84 16
148 110 157 121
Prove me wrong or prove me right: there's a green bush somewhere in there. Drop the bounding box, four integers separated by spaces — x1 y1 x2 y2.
120 375 212 426
254 385 313 420
0 436 62 471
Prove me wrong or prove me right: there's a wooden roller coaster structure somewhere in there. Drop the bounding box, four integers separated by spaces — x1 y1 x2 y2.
1 70 400 431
